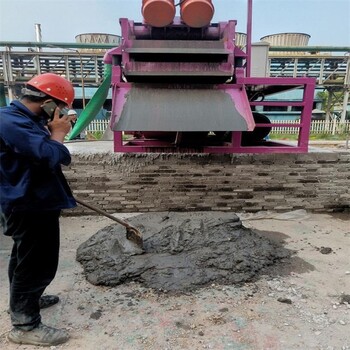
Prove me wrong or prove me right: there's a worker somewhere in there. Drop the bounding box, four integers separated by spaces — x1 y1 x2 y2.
68 109 80 139
68 109 78 125
0 73 76 346
68 109 86 140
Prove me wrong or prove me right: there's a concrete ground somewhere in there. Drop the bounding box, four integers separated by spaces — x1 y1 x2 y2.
1 210 349 350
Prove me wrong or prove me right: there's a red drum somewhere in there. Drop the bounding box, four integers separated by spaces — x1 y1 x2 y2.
142 0 176 27
180 0 214 28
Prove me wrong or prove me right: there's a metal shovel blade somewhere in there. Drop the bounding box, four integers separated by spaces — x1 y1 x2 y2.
75 197 144 249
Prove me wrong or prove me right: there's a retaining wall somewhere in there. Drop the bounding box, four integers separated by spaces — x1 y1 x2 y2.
63 152 350 215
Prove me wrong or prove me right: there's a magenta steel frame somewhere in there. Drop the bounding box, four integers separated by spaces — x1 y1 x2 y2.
107 0 316 154
111 76 315 154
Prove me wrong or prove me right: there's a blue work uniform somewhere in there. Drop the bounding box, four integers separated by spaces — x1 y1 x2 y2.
0 100 76 215
0 100 76 330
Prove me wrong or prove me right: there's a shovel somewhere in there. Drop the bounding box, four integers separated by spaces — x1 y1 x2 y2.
75 197 143 249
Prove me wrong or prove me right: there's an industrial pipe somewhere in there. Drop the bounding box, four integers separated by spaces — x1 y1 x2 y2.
0 41 116 49
180 0 214 28
142 0 176 27
246 0 253 77
0 42 348 53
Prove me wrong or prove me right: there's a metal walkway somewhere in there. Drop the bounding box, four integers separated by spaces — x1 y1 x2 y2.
1 51 104 86
0 43 349 98
268 55 349 86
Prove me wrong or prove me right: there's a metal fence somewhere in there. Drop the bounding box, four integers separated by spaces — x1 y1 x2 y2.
270 120 350 135
86 120 110 133
86 119 350 135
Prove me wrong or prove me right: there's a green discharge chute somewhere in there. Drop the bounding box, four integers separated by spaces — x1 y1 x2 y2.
0 83 7 107
68 64 111 140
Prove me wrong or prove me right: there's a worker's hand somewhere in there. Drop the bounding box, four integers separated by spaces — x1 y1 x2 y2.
48 108 74 143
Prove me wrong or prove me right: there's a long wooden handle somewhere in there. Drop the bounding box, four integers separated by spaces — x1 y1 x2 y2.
75 197 131 229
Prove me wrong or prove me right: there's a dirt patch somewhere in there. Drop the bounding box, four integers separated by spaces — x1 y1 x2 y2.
77 212 291 291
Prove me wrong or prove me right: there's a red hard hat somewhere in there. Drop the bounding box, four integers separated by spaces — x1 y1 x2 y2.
26 73 75 107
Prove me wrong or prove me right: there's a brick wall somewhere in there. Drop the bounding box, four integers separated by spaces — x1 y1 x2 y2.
63 152 350 215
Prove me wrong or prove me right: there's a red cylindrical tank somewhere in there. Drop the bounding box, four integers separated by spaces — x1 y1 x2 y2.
142 0 176 27
180 0 214 28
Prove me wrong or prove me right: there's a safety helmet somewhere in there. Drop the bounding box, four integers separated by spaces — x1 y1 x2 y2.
67 109 77 116
26 73 75 107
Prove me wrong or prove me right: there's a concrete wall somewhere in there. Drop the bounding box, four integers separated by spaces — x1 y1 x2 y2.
63 152 350 215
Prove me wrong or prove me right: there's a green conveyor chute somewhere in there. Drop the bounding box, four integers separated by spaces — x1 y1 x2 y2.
68 64 111 140
0 83 7 107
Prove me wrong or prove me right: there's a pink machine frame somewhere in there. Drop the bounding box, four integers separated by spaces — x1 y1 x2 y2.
106 0 316 154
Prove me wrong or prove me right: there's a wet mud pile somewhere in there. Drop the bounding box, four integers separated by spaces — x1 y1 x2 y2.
77 212 291 292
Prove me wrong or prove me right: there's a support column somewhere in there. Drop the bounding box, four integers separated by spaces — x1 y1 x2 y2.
340 89 349 122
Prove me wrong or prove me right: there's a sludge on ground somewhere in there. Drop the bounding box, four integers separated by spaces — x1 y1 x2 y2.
76 211 292 292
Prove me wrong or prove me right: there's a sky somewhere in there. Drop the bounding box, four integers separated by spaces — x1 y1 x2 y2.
0 0 349 46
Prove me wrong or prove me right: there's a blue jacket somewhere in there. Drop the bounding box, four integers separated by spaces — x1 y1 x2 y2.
0 100 76 214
